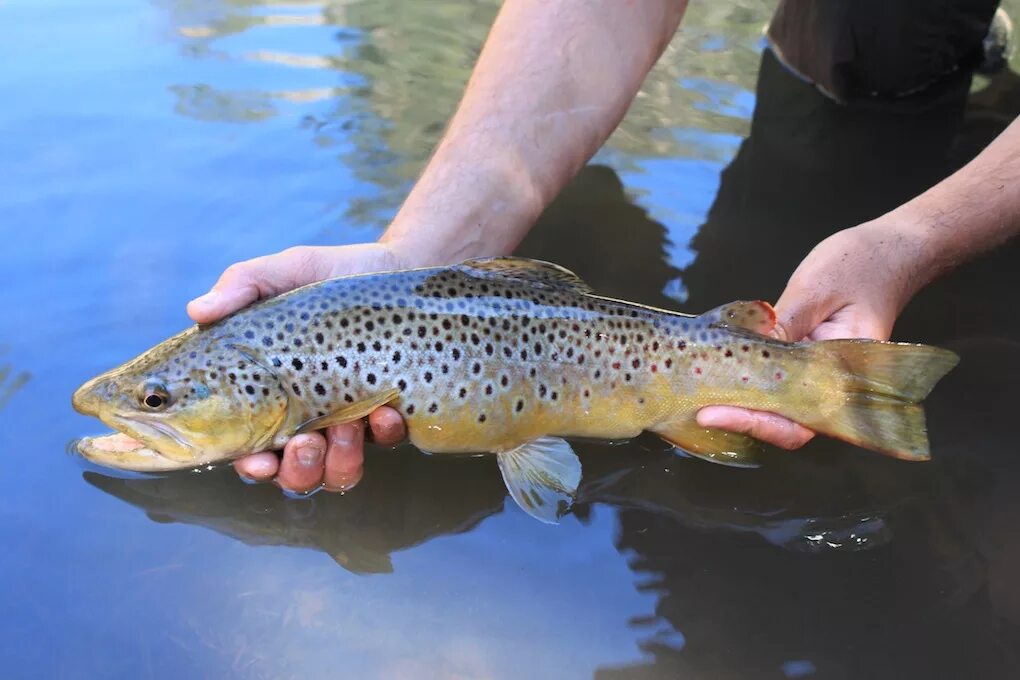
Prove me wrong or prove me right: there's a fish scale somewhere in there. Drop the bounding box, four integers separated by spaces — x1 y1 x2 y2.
73 257 959 523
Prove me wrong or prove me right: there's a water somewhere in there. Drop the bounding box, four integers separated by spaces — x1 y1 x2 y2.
1 1 1019 678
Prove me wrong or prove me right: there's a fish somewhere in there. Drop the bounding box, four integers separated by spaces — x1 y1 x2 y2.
72 256 960 523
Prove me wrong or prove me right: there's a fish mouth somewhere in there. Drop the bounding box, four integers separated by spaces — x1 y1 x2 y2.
75 416 197 472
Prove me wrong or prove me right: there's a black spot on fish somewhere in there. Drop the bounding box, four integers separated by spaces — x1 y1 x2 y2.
314 383 326 396
356 342 366 353
398 379 407 391
292 358 304 370
515 400 524 412
478 414 486 422
314 332 324 345
406 404 415 415
292 383 302 396
336 356 347 368
367 373 377 385
244 330 255 340
429 402 438 413
424 371 433 383
372 340 382 351
244 385 254 395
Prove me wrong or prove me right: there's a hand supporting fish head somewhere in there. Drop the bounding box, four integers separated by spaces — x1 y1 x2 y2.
71 329 290 471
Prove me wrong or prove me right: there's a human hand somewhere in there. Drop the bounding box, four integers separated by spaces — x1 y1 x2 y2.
187 242 410 493
696 220 920 449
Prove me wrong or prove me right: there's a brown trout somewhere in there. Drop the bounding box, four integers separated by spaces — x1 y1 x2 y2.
72 257 959 522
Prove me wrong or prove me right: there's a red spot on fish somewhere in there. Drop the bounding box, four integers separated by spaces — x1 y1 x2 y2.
694 367 702 375
775 371 783 380
725 349 733 357
650 364 657 373
741 376 749 383
612 362 621 370
652 341 659 351
664 358 672 369
741 345 749 352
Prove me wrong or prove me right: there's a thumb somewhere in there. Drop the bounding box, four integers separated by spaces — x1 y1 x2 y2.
773 290 829 343
187 256 291 324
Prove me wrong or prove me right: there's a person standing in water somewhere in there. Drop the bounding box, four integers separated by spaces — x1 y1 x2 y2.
184 0 1020 493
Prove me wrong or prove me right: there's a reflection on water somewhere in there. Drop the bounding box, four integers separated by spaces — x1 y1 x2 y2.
0 357 30 413
1 0 1019 677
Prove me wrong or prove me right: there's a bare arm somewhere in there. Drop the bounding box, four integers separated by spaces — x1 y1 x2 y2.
380 0 689 264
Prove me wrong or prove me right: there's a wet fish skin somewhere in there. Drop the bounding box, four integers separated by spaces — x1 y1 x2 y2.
72 257 959 522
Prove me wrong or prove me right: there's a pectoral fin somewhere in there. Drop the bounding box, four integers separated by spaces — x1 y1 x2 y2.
652 419 763 468
294 388 401 435
496 437 582 524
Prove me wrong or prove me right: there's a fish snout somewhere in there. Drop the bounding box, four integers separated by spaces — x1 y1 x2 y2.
72 376 112 416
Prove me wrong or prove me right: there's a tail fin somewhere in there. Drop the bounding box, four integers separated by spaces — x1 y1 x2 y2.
804 340 959 461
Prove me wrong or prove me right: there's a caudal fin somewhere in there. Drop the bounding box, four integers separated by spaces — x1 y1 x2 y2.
805 340 959 461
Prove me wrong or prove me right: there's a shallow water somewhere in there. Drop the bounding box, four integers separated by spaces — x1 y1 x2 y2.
2 1 1019 678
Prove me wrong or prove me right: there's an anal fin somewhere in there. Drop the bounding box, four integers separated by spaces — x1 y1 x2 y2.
651 419 763 468
294 388 400 434
496 437 582 524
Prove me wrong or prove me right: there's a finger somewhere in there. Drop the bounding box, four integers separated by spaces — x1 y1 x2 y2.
323 421 365 491
233 452 280 482
186 247 331 325
697 406 815 450
276 432 327 493
186 258 281 324
367 407 406 446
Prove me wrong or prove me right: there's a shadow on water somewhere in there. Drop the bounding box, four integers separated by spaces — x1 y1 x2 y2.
80 44 1020 677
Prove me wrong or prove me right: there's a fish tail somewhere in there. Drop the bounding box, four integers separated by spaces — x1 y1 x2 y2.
802 340 960 461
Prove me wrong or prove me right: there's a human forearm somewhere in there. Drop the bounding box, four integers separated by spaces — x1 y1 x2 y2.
881 115 1020 301
381 0 688 265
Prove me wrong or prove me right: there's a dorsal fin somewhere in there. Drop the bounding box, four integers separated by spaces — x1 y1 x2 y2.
698 301 777 336
455 256 593 293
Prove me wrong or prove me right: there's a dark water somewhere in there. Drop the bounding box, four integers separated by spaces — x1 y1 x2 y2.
2 1 1019 678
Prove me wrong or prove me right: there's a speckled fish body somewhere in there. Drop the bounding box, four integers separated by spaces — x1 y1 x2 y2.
73 258 959 523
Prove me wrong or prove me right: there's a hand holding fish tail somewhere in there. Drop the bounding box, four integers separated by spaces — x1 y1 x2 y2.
187 242 410 493
696 221 919 450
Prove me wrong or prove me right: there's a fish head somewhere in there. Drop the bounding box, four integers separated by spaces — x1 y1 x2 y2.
72 329 290 471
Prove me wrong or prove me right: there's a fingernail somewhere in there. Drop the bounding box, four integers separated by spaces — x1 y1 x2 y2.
245 457 276 478
238 473 258 485
333 426 355 447
697 409 724 428
190 291 220 310
297 444 324 467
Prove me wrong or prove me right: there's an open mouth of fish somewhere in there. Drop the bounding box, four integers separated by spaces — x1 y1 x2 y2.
75 418 194 472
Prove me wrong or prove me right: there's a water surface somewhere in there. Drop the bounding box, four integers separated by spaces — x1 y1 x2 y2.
1 1 1019 678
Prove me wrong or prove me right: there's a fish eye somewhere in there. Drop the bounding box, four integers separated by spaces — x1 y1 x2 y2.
139 382 171 410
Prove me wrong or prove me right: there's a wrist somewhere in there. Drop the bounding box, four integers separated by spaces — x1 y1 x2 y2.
380 151 544 267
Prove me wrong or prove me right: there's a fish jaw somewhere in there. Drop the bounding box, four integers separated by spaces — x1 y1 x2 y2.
75 432 198 472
